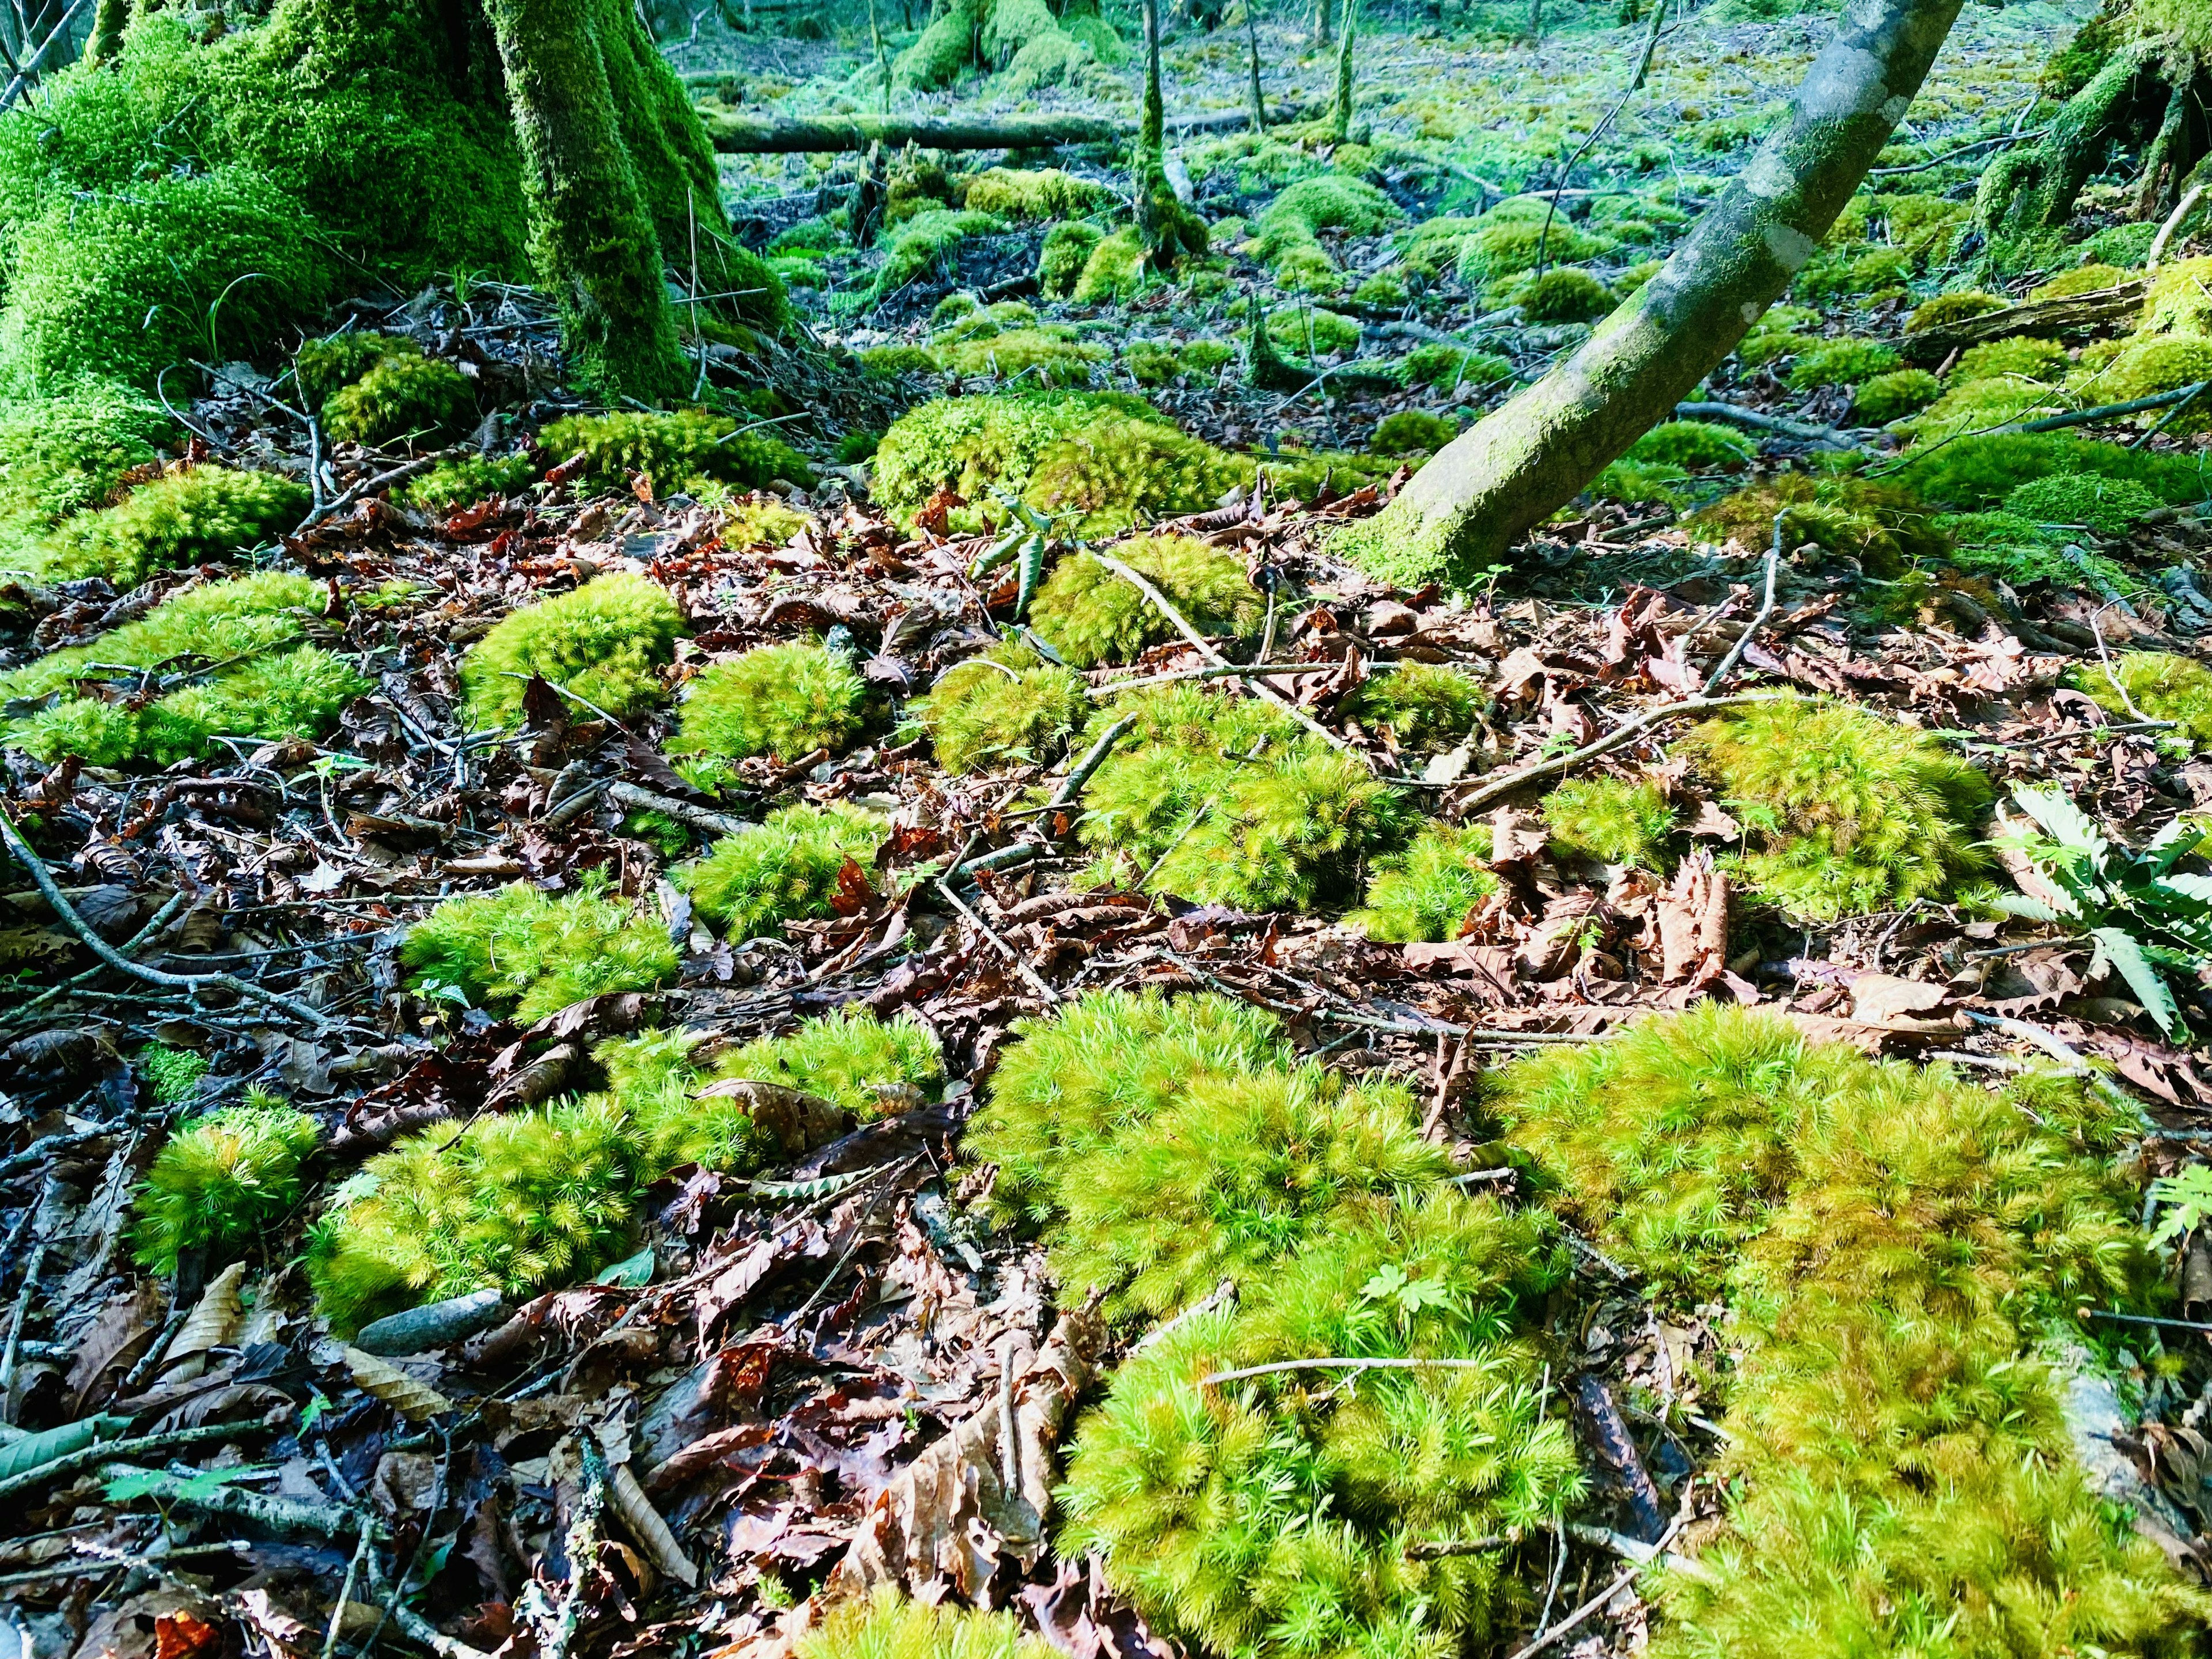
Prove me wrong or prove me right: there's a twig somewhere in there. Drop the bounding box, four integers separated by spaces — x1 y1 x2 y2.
1453 693 1777 817
2008 382 2209 434
1702 522 1781 692
1087 660 1391 698
0 1240 45 1410
0 812 334 1031
2083 1308 2212 1336
1504 1515 1684 1659
2090 605 2153 724
0 1417 281 1502
1673 400 1862 449
299 447 467 530
935 878 1062 1003
6 889 191 1021
1865 124 2047 177
1048 714 1137 808
1532 0 1665 281
605 780 753 839
2147 183 2205 271
1201 1355 1508 1386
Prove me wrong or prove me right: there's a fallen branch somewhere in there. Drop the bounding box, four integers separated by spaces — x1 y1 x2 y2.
1702 524 1782 692
0 812 335 1031
1674 400 1862 448
2149 183 2207 270
605 780 754 839
0 1417 282 1502
1453 693 1778 817
2008 381 2210 434
98 1463 367 1541
935 878 1062 1004
1865 124 2047 176
1201 1355 1505 1386
1897 279 2149 366
700 108 1121 154
1048 713 1137 806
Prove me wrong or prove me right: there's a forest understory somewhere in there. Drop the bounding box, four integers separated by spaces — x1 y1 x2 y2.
6 0 2212 1657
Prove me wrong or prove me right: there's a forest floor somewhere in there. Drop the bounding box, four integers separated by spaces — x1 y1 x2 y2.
8 3 2212 1659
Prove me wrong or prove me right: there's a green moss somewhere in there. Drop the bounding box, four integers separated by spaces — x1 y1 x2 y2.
0 569 316 706
1543 774 1676 868
1351 269 1408 310
961 166 1109 220
1369 410 1459 456
2003 472 2166 535
793 1592 1055 1659
912 640 1085 772
1125 340 1184 387
20 465 306 585
1037 222 1105 298
1850 368 1941 425
1457 219 1606 283
1892 432 2210 510
143 1043 211 1106
1267 305 1362 358
1029 535 1260 668
1903 290 2008 332
1786 338 1900 391
459 573 683 730
870 391 1168 525
1686 695 1991 920
1688 475 1948 578
932 325 1107 388
866 208 1005 304
324 354 475 446
538 408 814 496
1349 820 1497 942
0 381 172 561
401 876 680 1020
768 216 844 256
1001 28 1093 92
669 640 866 764
1792 244 1910 305
1250 175 1405 290
1022 415 1244 538
132 644 369 766
709 1007 941 1116
674 802 884 940
1072 226 1147 304
397 453 540 513
132 1100 319 1274
891 0 981 90
2075 651 2212 746
1342 661 1482 748
1402 343 1513 391
1514 266 1614 323
858 344 937 380
1953 335 2069 384
2030 262 2133 300
2099 334 2212 411
1624 420 1752 471
1077 684 1409 910
294 332 412 407
1735 329 1812 370
2141 255 2212 338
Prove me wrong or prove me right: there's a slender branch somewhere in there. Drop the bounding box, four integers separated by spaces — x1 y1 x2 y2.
1533 0 1665 280
1452 692 1779 817
1504 1516 1685 1659
1048 714 1137 808
1865 124 2047 177
1202 1355 1504 1386
1702 522 1781 692
2148 183 2206 271
935 878 1062 1003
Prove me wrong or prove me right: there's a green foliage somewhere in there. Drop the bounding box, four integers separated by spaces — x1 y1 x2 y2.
397 454 540 513
1349 821 1498 942
0 167 328 395
1028 535 1260 668
1903 290 2008 332
1786 338 1899 391
1734 329 1811 370
1687 695 1991 920
1624 420 1752 471
128 643 369 767
294 332 412 407
1251 176 1404 290
2005 472 2166 535
1050 1064 1451 1321
961 167 1109 220
970 990 1294 1224
1687 475 1948 578
1342 662 1482 748
1125 340 1184 387
1792 244 1910 304
1952 334 2069 383
1267 306 1362 358
1995 783 2212 1036
1073 226 1148 304
1543 775 1677 868
868 209 1005 304
793 1592 1056 1659
870 391 1170 527
1060 1190 1578 1659
2031 262 2133 300
932 325 1107 388
669 641 867 763
538 409 814 496
1351 269 1408 310
911 641 1085 772
1514 266 1613 323
132 1100 319 1274
402 877 680 1021
2100 334 2212 410
1850 368 1941 425
1891 433 2209 511
459 574 684 730
21 465 307 586
1458 219 1606 283
0 381 172 560
674 802 884 940
710 1007 942 1116
1369 411 1459 455
1402 343 1512 391
1038 221 1105 297
2142 256 2212 338
143 1043 211 1106
1077 685 1409 910
1022 416 1273 539
324 354 475 446
892 0 982 89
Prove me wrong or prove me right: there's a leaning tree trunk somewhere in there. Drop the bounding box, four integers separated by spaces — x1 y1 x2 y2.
480 0 691 400
1336 0 1966 586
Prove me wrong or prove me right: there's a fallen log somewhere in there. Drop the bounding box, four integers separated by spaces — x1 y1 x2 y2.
1897 279 2149 365
696 103 1295 154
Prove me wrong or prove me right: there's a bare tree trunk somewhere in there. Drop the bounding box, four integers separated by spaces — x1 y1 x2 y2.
480 0 688 400
1245 0 1265 132
1330 0 1355 142
1336 0 1966 585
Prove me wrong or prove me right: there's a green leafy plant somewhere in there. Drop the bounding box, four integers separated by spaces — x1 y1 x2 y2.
132 1097 320 1274
400 877 680 1021
911 641 1086 772
1994 783 2212 1037
22 465 308 585
324 353 474 446
1349 821 1498 942
1543 774 1677 868
538 408 815 495
669 641 868 764
793 1590 1056 1659
459 574 684 730
2151 1165 2212 1244
674 803 884 940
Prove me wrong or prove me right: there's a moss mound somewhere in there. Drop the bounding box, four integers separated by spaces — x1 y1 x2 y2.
1850 368 1941 425
670 640 868 764
1037 221 1106 297
1543 774 1677 869
1028 535 1262 668
1078 684 1408 910
539 408 813 496
961 166 1110 221
1687 475 1948 578
870 391 1171 528
1349 820 1498 942
796 1593 1055 1659
2077 651 2212 747
675 802 885 940
325 354 475 447
459 573 684 730
401 877 680 1021
1515 266 1614 323
131 1099 320 1275
0 381 173 561
1342 662 1483 749
710 1006 942 1117
21 465 307 586
1685 695 1990 920
912 641 1086 772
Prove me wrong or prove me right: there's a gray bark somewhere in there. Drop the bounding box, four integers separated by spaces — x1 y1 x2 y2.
1336 0 1967 586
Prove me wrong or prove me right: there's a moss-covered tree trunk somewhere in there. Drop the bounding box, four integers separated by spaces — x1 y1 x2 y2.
1330 0 1356 142
480 0 691 400
1336 0 1965 585
1132 0 1203 268
82 0 127 66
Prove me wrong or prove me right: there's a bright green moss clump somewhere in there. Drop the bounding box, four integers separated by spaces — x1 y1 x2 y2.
711 1007 941 1116
143 1043 211 1105
401 878 680 1021
2077 651 2212 747
1786 338 1900 391
1369 410 1459 456
912 641 1086 772
1543 775 1677 869
1514 266 1613 323
870 391 1169 527
0 381 172 560
669 640 867 763
1078 685 1408 910
1350 821 1498 942
459 574 684 730
931 325 1106 388
22 465 307 585
961 166 1109 220
1071 226 1149 304
1021 415 1243 536
398 453 540 513
539 408 814 495
1342 662 1482 749
675 802 885 940
2004 472 2166 535
1624 420 1752 471
1029 535 1261 668
295 332 413 406
132 1100 320 1275
1850 368 1941 425
1686 695 1990 920
794 1591 1056 1659
1037 221 1105 297
325 354 475 446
